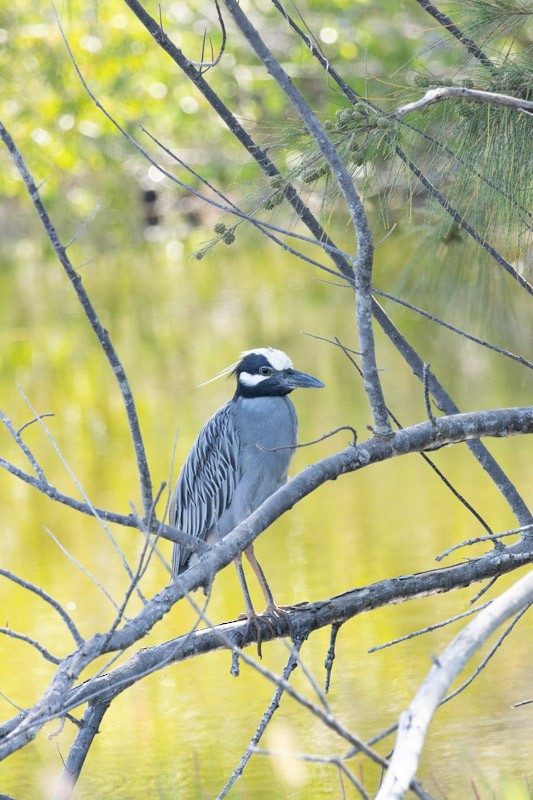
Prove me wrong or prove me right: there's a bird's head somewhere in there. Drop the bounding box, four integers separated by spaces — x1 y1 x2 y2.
233 348 325 398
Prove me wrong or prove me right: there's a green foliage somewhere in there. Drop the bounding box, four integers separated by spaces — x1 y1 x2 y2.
444 0 532 44
1 0 531 295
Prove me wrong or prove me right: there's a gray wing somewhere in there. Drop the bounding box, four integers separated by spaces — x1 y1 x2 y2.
170 402 241 576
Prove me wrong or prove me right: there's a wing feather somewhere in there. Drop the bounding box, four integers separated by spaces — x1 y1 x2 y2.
170 403 240 575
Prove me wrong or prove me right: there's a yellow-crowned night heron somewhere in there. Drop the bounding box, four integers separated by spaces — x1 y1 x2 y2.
170 347 324 622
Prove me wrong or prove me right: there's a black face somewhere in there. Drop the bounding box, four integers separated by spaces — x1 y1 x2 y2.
233 351 324 399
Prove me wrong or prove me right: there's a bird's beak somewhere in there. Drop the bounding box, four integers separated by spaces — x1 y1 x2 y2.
282 368 325 390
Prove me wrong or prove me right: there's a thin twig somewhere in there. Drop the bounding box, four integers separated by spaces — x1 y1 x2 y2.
441 605 530 706
326 334 494 536
18 387 142 597
257 425 358 453
64 204 100 249
437 525 533 561
469 575 499 605
0 409 47 482
189 0 226 71
368 602 492 653
43 526 121 612
374 289 533 371
139 125 356 275
0 628 61 665
0 453 205 551
0 568 83 646
216 639 304 799
252 747 371 799
0 119 154 518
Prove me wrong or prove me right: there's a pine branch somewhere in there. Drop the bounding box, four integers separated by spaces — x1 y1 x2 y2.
413 0 496 70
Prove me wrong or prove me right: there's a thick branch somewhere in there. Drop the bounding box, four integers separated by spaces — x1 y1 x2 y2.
376 568 533 799
54 702 110 800
2 548 531 736
120 0 531 519
222 0 390 435
1 406 532 757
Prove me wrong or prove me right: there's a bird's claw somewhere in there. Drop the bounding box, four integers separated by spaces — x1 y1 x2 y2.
263 603 295 641
239 604 296 657
238 611 270 658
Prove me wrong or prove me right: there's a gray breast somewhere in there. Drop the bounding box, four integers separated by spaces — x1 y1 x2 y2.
230 395 297 519
171 394 297 575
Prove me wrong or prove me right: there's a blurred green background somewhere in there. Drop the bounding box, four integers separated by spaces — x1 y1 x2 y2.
1 1 532 798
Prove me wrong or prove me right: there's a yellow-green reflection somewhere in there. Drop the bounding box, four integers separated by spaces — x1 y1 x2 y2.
1 222 532 799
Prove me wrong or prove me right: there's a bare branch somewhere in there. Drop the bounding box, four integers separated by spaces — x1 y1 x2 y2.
222 0 391 434
0 628 60 665
0 569 83 647
437 524 533 561
217 639 303 798
412 0 497 70
440 606 529 706
54 701 110 800
0 408 47 482
0 120 154 518
188 0 226 71
394 86 533 118
43 527 121 612
3 541 532 755
374 289 533 371
64 204 100 249
324 622 342 694
376 569 533 799
368 602 492 653
0 453 207 552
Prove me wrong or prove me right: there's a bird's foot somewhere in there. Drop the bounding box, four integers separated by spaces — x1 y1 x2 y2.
261 603 298 642
238 603 306 657
237 610 278 658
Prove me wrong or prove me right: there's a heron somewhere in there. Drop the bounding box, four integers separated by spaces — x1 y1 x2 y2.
170 347 324 635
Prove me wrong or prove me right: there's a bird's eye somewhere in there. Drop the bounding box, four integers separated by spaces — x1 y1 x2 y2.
259 366 274 376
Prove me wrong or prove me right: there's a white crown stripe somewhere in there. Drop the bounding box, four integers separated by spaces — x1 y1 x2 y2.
240 348 292 371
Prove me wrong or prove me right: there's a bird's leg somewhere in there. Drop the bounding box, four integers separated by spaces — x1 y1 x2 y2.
234 552 274 658
234 553 257 618
243 545 276 610
244 545 296 640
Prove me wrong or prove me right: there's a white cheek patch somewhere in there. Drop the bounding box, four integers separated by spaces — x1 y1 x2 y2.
239 372 269 387
241 347 292 371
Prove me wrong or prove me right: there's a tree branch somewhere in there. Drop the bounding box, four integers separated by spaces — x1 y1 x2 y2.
413 0 496 70
0 455 206 551
54 701 110 800
119 0 532 521
222 0 390 435
376 568 533 799
394 86 533 118
0 120 154 518
2 546 532 752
